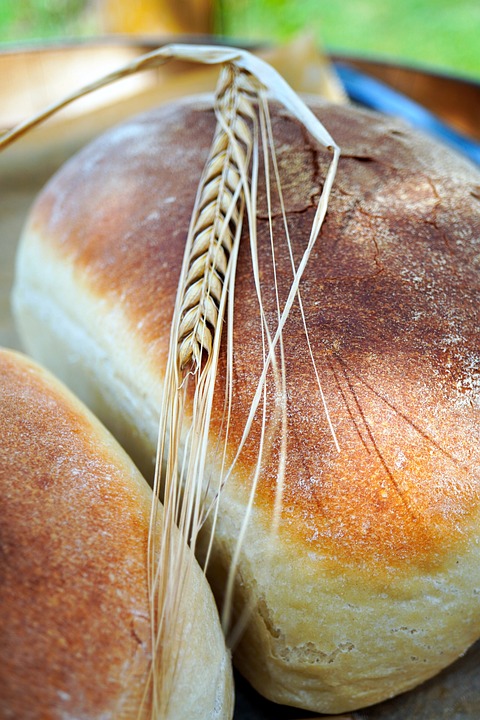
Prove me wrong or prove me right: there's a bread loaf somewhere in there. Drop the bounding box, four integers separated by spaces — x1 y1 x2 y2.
12 95 480 713
0 348 233 719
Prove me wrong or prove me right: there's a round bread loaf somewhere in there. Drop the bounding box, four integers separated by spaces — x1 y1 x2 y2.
12 95 480 713
0 348 233 719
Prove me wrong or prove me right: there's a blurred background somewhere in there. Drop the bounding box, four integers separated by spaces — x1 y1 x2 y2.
0 0 479 80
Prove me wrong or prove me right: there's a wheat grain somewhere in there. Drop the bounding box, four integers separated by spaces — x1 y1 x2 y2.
177 65 258 372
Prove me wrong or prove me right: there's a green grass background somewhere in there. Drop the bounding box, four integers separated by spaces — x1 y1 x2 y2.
0 0 479 79
222 0 480 79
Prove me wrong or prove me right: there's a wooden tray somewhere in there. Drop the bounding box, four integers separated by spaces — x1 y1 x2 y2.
1 39 479 720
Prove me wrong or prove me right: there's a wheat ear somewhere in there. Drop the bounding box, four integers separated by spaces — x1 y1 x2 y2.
146 62 264 718
177 65 257 372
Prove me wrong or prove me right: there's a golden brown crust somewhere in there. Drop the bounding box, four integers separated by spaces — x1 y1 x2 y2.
28 97 480 571
0 349 153 718
15 95 480 711
0 348 233 719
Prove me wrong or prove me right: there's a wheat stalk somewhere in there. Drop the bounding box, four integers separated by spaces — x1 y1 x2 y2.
147 62 262 718
0 44 340 719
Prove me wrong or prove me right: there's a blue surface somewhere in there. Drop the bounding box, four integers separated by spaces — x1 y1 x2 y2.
334 63 480 166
